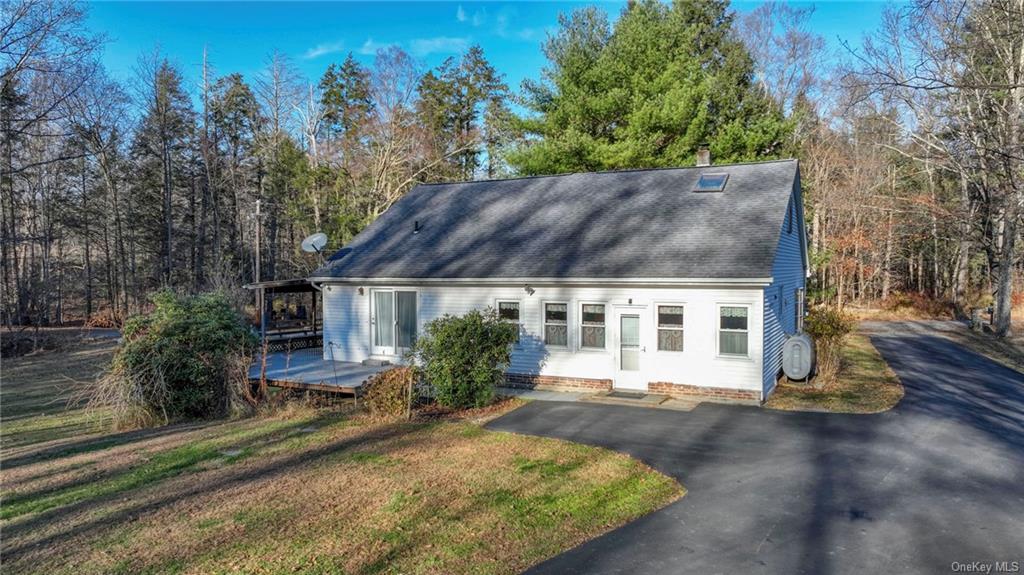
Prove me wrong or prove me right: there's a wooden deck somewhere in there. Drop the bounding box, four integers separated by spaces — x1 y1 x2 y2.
249 352 390 394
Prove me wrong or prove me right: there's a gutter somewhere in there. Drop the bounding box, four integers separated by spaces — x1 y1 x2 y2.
307 276 770 288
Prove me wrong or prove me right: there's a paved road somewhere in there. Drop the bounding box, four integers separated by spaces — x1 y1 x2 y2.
487 322 1024 574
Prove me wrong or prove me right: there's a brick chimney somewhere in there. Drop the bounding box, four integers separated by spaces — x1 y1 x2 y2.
696 145 711 167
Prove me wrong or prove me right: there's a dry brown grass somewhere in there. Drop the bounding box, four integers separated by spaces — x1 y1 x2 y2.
1 337 682 575
766 334 904 414
1 335 117 449
846 293 955 322
932 323 1024 374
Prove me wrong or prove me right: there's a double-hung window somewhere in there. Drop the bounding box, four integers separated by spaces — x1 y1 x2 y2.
544 302 568 347
498 301 521 343
657 305 684 351
580 303 606 349
718 306 749 356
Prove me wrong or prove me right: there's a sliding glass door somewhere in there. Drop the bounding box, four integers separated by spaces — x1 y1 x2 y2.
371 290 417 356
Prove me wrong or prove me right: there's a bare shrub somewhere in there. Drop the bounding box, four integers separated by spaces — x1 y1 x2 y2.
85 306 125 329
805 306 854 383
363 367 416 419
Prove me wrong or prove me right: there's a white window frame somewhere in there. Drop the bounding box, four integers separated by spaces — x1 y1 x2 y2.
496 299 522 346
693 172 729 192
654 303 686 353
716 303 751 358
542 300 571 350
578 301 608 351
369 287 420 357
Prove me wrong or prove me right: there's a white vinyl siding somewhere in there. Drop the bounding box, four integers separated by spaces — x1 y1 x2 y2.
322 283 765 393
762 184 808 398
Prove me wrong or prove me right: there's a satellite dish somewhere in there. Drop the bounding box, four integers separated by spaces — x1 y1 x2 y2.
301 232 328 254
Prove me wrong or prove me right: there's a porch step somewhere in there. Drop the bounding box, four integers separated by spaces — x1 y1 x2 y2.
580 391 672 408
361 358 391 367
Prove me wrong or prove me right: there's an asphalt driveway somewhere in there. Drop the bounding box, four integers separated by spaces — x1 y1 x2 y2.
486 322 1024 574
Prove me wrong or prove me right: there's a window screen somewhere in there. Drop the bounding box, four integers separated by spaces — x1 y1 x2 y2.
580 304 606 349
657 305 684 351
544 303 568 347
498 301 520 343
719 306 748 356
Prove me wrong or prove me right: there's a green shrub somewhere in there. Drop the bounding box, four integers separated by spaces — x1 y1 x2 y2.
363 367 416 419
804 306 854 383
90 290 257 428
409 308 517 409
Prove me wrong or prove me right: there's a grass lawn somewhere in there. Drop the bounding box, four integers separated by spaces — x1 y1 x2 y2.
1 334 682 575
765 333 904 414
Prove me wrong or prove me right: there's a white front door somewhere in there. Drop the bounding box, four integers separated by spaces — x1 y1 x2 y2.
614 308 647 391
371 290 417 357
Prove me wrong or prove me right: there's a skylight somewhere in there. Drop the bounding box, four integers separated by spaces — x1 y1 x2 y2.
693 173 728 192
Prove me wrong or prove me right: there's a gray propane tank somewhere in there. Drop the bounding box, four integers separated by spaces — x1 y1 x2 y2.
782 333 815 381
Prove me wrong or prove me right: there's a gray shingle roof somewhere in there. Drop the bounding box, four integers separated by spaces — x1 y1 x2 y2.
312 159 799 282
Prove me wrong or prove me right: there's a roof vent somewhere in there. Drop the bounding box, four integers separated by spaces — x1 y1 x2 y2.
696 146 711 167
694 173 728 193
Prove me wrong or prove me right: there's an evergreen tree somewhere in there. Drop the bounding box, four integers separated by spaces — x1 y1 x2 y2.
510 0 792 175
415 45 509 181
319 54 373 148
211 73 260 267
130 57 196 286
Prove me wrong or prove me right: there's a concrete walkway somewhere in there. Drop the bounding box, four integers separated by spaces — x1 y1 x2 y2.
496 387 589 402
487 321 1024 574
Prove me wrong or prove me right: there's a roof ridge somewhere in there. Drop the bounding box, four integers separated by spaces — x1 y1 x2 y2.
416 158 798 187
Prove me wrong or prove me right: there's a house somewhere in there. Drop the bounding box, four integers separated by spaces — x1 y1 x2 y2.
309 158 808 404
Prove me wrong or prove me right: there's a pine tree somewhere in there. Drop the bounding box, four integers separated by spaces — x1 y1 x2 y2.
510 0 792 175
130 57 196 286
415 45 509 181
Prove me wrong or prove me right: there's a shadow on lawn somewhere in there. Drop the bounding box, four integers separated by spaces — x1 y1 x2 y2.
2 420 213 470
0 414 438 567
0 413 349 516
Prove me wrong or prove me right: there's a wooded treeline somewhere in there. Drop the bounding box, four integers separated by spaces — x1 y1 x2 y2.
2 0 1022 334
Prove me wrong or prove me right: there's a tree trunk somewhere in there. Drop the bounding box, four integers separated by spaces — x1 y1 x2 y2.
882 209 893 300
993 203 1018 337
162 141 173 285
81 156 93 321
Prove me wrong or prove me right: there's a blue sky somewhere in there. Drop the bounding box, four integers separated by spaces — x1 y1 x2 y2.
86 1 892 96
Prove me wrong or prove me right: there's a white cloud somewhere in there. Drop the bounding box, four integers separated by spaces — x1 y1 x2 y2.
457 5 486 26
358 38 393 55
409 36 470 57
517 28 540 41
495 12 509 37
303 40 344 60
355 36 469 59
491 8 542 43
